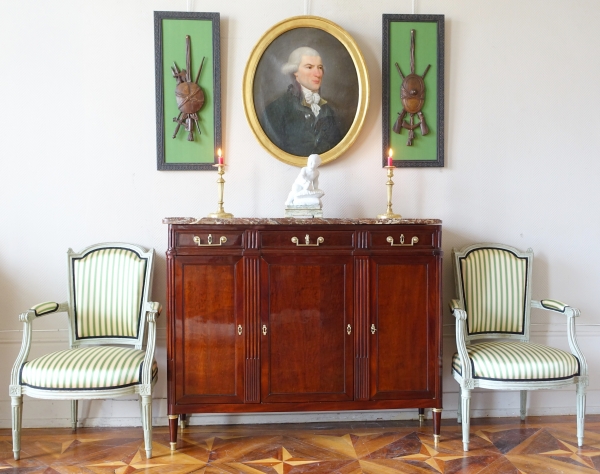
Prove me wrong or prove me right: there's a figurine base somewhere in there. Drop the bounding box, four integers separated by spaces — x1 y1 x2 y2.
285 206 323 218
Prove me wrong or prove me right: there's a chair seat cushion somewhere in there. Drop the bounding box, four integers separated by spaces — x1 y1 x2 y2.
21 346 158 390
452 341 580 381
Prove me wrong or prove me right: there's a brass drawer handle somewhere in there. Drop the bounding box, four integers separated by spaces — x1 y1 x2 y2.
237 324 243 336
371 324 377 334
347 324 352 335
262 324 267 336
291 234 324 246
193 234 227 246
387 234 419 246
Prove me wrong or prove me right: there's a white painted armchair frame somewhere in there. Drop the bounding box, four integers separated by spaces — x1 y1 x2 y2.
451 243 588 451
9 243 160 460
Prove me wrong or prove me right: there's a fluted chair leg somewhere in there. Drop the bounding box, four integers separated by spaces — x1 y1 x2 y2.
577 383 586 446
11 396 22 460
461 387 471 451
520 391 527 421
71 400 78 430
141 395 153 458
457 385 462 423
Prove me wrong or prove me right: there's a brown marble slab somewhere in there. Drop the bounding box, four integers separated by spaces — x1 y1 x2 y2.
163 217 442 225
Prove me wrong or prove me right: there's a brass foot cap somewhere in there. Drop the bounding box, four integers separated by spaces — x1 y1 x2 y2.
170 442 177 451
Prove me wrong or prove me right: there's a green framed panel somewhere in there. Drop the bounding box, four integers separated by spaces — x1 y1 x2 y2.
383 14 444 167
154 11 221 170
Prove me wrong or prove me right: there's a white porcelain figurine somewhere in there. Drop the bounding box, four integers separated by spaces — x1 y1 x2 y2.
285 154 324 208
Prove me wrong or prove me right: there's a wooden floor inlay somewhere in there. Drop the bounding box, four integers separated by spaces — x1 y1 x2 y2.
2 415 600 473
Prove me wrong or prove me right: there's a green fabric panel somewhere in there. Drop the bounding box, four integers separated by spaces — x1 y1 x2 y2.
452 341 579 380
21 346 158 389
162 18 216 164
73 248 146 338
388 21 439 162
460 248 526 334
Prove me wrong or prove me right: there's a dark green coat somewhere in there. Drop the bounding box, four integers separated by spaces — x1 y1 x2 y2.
261 85 343 156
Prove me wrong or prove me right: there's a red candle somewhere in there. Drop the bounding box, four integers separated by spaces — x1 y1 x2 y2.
217 148 224 165
387 148 394 167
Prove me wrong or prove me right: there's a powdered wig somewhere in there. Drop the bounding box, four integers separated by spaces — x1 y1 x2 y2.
281 47 323 75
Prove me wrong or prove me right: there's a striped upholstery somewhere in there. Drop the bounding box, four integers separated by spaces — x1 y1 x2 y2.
452 341 579 381
21 346 158 390
31 302 59 316
459 248 527 334
72 248 147 339
541 299 567 312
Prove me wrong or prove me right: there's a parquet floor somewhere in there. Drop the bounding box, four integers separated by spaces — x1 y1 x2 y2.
2 415 600 473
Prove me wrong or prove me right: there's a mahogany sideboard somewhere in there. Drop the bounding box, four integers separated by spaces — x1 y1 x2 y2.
164 217 443 449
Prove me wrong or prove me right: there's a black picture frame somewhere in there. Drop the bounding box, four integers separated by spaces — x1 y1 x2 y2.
154 11 222 170
383 14 444 167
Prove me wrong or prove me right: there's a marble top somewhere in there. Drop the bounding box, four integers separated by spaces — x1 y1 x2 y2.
163 217 442 225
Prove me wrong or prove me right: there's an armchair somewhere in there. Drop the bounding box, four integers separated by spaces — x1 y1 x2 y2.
451 243 587 451
9 243 161 460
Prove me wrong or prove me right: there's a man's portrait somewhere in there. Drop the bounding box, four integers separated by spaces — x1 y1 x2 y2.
252 27 360 158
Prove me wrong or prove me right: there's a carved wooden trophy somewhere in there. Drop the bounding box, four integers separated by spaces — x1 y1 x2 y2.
393 29 431 146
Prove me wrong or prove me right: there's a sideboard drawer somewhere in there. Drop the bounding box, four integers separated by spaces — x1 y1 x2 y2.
175 229 244 249
259 230 355 250
369 228 439 250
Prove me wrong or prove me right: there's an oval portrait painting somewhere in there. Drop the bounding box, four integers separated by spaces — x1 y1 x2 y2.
243 16 370 167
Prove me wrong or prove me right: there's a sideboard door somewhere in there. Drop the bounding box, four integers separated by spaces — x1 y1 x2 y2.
172 255 245 405
369 254 441 401
260 254 354 403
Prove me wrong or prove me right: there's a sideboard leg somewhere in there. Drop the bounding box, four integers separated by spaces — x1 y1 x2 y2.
432 408 442 446
168 415 179 451
180 413 187 430
418 408 425 425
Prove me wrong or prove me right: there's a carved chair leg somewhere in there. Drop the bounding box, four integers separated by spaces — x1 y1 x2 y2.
141 395 153 459
11 395 22 460
577 383 586 446
520 391 527 421
461 387 471 452
457 385 462 423
71 400 78 430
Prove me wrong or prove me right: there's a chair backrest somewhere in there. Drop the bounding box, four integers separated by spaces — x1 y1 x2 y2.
67 243 154 349
453 243 533 342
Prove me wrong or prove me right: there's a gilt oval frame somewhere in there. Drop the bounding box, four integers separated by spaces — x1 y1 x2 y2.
243 16 370 167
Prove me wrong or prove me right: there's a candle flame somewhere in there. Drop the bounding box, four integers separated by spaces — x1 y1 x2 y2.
388 148 393 157
217 148 222 157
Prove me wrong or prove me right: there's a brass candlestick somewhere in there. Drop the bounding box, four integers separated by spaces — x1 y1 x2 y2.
207 163 233 218
377 165 402 219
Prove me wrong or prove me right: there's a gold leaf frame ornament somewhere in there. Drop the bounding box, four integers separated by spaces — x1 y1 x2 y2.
243 16 370 167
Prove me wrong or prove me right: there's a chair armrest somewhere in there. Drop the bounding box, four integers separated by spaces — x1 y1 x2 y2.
10 301 68 392
532 299 587 379
450 300 472 380
145 301 162 320
19 301 68 322
531 299 580 318
449 299 467 320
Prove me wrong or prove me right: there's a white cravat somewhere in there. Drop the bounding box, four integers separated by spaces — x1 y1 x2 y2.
301 86 321 117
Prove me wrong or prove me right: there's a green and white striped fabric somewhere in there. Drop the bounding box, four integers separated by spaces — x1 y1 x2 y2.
452 341 579 381
21 346 158 389
541 299 567 312
31 301 59 316
73 248 147 339
460 248 527 334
